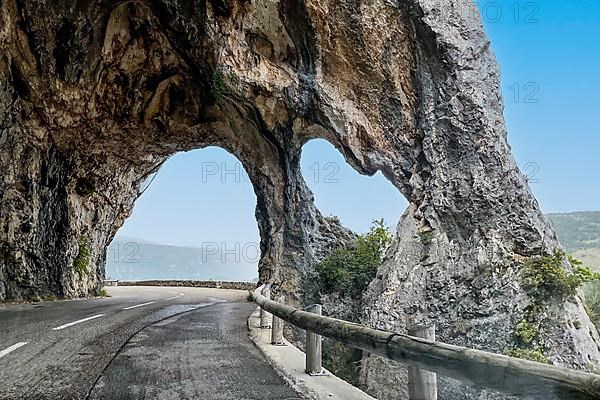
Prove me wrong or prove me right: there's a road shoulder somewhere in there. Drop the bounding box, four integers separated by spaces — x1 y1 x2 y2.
248 308 376 400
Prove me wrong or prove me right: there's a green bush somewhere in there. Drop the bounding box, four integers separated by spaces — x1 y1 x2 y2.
523 251 600 299
73 236 91 278
506 348 549 364
323 215 341 225
418 230 434 245
512 253 600 360
211 69 228 102
317 219 392 297
514 320 539 345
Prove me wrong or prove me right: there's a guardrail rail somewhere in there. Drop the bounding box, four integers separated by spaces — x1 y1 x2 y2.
252 285 600 400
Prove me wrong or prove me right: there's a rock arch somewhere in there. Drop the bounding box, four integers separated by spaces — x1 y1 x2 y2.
0 0 598 397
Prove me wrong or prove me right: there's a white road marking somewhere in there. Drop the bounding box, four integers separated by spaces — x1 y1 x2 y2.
0 342 28 359
51 314 105 331
164 296 179 301
123 301 155 310
179 293 185 296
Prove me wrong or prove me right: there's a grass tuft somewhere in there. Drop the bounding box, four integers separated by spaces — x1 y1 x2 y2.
583 281 600 330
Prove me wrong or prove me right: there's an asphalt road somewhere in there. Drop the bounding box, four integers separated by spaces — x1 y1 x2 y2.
0 286 303 400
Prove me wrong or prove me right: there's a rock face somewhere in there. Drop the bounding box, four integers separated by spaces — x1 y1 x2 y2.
0 0 598 398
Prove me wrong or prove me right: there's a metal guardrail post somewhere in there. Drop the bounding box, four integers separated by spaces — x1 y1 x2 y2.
305 304 325 375
259 286 272 328
271 295 286 346
408 324 437 400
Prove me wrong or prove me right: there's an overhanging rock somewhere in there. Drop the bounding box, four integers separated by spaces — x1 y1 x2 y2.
0 1 598 398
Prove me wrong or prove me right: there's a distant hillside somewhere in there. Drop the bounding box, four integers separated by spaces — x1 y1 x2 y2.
571 248 600 272
105 236 259 281
547 211 600 251
547 211 600 271
107 212 600 280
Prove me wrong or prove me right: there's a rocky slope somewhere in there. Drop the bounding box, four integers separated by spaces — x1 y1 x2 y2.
0 0 598 398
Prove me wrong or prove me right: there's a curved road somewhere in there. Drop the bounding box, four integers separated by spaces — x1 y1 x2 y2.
0 286 303 400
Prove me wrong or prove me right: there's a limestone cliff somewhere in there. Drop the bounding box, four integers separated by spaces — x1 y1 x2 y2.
0 0 598 399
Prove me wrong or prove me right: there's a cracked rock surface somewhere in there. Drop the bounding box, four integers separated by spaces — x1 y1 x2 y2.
1 0 598 398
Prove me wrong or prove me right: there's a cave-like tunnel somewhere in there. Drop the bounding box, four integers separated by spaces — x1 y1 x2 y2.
1 0 599 398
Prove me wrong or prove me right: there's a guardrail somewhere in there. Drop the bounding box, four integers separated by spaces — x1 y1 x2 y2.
252 286 600 400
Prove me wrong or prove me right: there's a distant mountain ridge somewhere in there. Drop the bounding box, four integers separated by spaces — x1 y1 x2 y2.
110 235 160 245
547 211 600 271
105 236 259 281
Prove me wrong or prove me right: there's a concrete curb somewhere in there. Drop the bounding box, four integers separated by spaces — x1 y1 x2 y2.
247 308 377 400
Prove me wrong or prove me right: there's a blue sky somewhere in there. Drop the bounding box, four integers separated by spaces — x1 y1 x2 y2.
479 0 600 213
116 1 599 247
116 148 260 247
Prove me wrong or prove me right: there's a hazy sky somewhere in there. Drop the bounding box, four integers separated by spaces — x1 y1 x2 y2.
116 1 600 247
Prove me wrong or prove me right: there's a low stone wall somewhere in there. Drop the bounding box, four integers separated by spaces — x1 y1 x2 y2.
117 280 257 291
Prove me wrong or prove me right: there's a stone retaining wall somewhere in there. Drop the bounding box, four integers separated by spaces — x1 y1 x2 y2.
116 280 257 291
